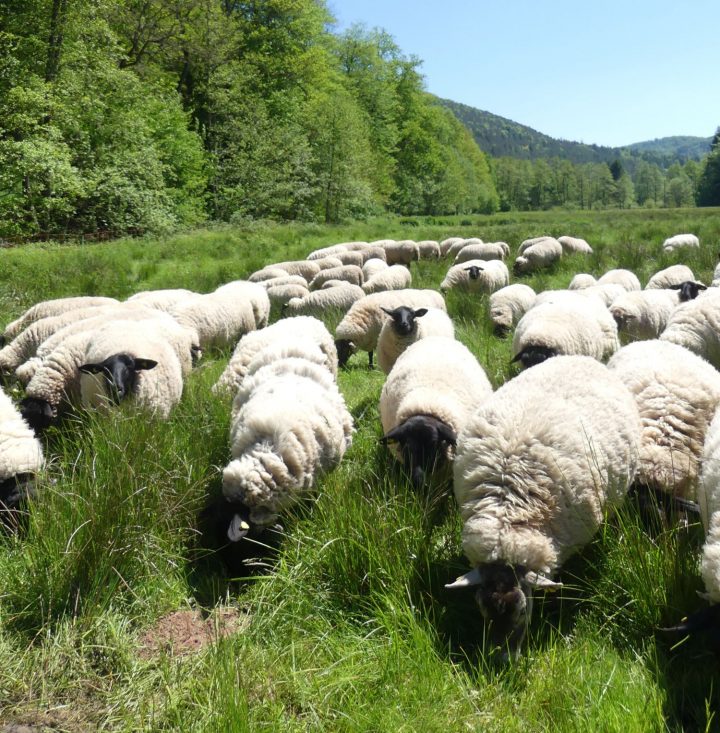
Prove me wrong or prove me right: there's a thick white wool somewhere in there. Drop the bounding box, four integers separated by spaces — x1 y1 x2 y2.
309 265 364 291
698 409 720 602
609 289 680 341
283 284 365 318
662 233 699 252
332 250 364 267
660 288 720 368
258 275 308 290
513 238 563 273
213 280 271 329
377 308 455 375
126 289 196 311
266 283 310 305
416 240 441 259
249 266 293 283
362 265 412 294
440 259 509 294
454 242 509 263
488 284 536 331
312 256 345 270
598 269 641 292
557 236 593 254
0 387 44 481
517 236 556 255
607 340 720 498
383 240 419 265
446 238 482 259
645 264 695 290
362 258 389 280
454 355 640 572
568 273 597 290
222 359 353 524
439 237 465 257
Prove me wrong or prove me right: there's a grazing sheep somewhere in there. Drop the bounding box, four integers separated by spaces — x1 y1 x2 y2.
213 280 271 330
660 288 720 368
248 266 292 283
488 284 536 337
0 386 44 515
440 260 509 294
512 296 619 368
513 238 563 274
607 340 720 499
380 337 492 486
312 256 345 271
568 273 597 290
416 240 441 260
266 283 310 306
221 358 353 534
447 355 640 658
258 274 309 291
557 236 593 254
309 265 363 291
517 236 556 255
447 238 482 259
126 289 196 311
698 408 720 602
362 258 389 280
712 254 720 288
377 307 455 375
269 260 322 281
332 250 364 267
439 237 465 257
662 233 700 252
362 264 412 294
2 296 119 345
384 240 420 266
645 264 695 291
320 280 347 289
669 281 708 302
454 242 509 263
597 269 641 292
580 283 628 307
609 289 680 342
335 289 446 368
282 284 365 319
212 316 337 395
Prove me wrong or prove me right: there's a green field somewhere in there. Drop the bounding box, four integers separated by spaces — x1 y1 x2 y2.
1 208 720 732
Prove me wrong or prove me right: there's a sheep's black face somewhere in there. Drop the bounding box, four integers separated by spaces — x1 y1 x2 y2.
335 339 355 368
20 397 55 433
671 280 707 302
465 266 482 280
511 345 557 369
493 324 510 338
381 306 427 337
474 564 532 661
79 354 157 404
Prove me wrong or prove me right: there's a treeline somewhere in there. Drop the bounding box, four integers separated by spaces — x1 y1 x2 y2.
492 156 708 212
0 0 498 237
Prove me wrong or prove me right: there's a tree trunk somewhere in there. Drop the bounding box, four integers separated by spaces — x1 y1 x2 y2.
45 0 68 82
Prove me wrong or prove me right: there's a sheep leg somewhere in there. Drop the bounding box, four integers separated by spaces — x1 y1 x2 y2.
368 350 374 369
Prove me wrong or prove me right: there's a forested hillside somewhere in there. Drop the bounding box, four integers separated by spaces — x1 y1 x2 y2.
0 1 498 238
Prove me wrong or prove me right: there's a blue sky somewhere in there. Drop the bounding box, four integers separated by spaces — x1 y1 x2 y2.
327 0 720 148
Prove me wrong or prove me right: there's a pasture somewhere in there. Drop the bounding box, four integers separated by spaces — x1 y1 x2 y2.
1 208 720 731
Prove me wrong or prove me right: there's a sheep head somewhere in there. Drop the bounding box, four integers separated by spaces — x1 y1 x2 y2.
381 306 428 337
79 353 157 405
669 280 707 302
510 345 558 369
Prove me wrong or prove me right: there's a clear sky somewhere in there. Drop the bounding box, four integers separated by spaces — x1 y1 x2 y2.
327 0 720 148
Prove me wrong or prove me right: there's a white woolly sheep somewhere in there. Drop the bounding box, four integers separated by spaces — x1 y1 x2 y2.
331 250 364 267
568 273 597 290
439 237 465 257
258 274 309 291
320 280 347 289
660 288 720 368
454 242 509 263
513 238 563 274
512 295 619 368
0 386 44 516
598 269 641 292
379 337 492 486
335 289 446 368
447 355 640 658
377 306 455 375
712 253 720 287
126 289 196 311
609 289 680 342
220 358 353 534
362 264 412 294
266 284 310 306
557 236 593 254
416 240 441 259
699 408 720 603
662 233 699 252
213 280 271 329
580 283 628 307
357 247 388 263
312 256 345 271
269 260 321 281
212 316 337 395
645 264 695 290
362 258 389 280
517 236 556 255
383 240 419 266
607 340 720 499
309 265 363 291
440 259 509 294
446 238 482 259
488 284 536 337
248 266 292 283
2 296 119 345
282 284 365 319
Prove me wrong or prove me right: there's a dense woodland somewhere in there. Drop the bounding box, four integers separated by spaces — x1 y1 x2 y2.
2 0 720 239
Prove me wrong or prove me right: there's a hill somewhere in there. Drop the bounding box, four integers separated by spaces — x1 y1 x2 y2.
439 98 711 167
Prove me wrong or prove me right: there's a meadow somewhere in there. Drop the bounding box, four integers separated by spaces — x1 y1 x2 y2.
1 208 720 732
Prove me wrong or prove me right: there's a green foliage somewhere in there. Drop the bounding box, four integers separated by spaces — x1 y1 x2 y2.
697 129 720 206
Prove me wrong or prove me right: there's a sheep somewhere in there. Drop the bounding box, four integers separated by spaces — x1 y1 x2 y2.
249 266 292 283
362 264 412 294
512 296 619 368
2 296 119 345
357 247 387 263
439 237 465 257
0 386 44 516
698 408 720 602
306 243 355 260
213 280 271 329
662 233 699 252
362 258 389 280
660 288 720 368
309 265 363 291
440 259 510 294
416 240 441 259
383 240 419 266
335 289 446 368
454 242 509 263
607 340 720 500
258 275 309 291
447 355 641 658
379 337 492 487
597 269 641 292
609 289 680 342
332 250 365 267
513 238 563 274
126 289 196 311
645 264 695 290
580 283 628 307
220 358 353 535
320 280 348 289
312 256 345 270
269 260 321 281
669 281 708 302
712 253 720 287
568 274 597 290
376 307 455 375
282 284 365 320
488 284 536 337
557 235 593 254
212 316 337 395
266 283 310 306
517 235 556 255
447 238 482 259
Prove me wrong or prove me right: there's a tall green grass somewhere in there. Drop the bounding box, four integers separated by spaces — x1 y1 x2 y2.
1 209 719 730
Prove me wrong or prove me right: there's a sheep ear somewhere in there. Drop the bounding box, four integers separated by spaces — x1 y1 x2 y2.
510 351 524 364
436 422 457 447
668 284 682 290
227 514 250 543
133 358 158 371
413 308 428 318
79 363 104 374
445 567 484 589
697 282 708 290
380 307 395 317
380 423 407 446
524 571 562 590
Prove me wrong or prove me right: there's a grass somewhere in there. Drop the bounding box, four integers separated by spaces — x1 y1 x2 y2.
0 208 720 730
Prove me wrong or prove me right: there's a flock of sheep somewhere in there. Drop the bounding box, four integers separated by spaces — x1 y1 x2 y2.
1 228 719 660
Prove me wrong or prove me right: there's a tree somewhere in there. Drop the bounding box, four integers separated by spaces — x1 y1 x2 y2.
697 127 720 206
